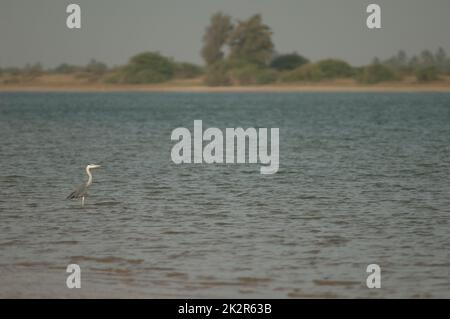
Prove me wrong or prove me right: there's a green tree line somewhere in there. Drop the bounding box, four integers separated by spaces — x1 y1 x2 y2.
1 12 449 86
200 12 450 86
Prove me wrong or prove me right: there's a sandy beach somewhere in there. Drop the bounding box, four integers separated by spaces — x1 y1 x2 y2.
0 74 450 93
2 83 450 93
2 75 450 92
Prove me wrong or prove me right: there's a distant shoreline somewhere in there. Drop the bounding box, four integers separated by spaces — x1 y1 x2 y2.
1 83 450 93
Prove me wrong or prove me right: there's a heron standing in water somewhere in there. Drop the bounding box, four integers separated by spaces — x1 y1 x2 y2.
67 164 102 207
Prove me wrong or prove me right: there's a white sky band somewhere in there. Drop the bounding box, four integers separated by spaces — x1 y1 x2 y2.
171 120 279 174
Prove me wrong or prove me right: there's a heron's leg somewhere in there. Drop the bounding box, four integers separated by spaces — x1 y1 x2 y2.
81 197 85 207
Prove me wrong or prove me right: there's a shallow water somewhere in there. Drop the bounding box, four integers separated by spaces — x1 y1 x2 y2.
0 92 449 298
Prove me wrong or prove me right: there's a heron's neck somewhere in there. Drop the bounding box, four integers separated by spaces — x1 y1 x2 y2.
86 167 93 186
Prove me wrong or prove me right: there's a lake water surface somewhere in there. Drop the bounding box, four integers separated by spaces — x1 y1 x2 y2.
0 92 449 298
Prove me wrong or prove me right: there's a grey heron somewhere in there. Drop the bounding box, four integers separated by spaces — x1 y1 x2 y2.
67 164 101 207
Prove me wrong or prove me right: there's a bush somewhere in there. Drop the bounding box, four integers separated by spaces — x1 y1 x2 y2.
315 59 354 78
101 67 124 83
280 59 354 82
53 63 80 74
121 52 174 84
127 69 170 83
102 72 121 84
415 66 439 82
357 64 398 83
254 69 277 84
280 63 324 82
228 65 277 85
229 65 258 85
270 53 309 71
174 62 203 79
204 59 277 86
204 62 231 86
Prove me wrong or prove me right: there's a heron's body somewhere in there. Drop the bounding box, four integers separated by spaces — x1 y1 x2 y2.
67 164 101 207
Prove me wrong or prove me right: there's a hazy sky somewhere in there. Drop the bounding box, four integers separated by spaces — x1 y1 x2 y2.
1 0 449 68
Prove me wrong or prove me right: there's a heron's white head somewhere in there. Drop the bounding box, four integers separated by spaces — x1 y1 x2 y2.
86 164 101 170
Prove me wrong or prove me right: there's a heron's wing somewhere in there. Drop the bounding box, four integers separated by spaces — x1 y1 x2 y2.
67 183 89 199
